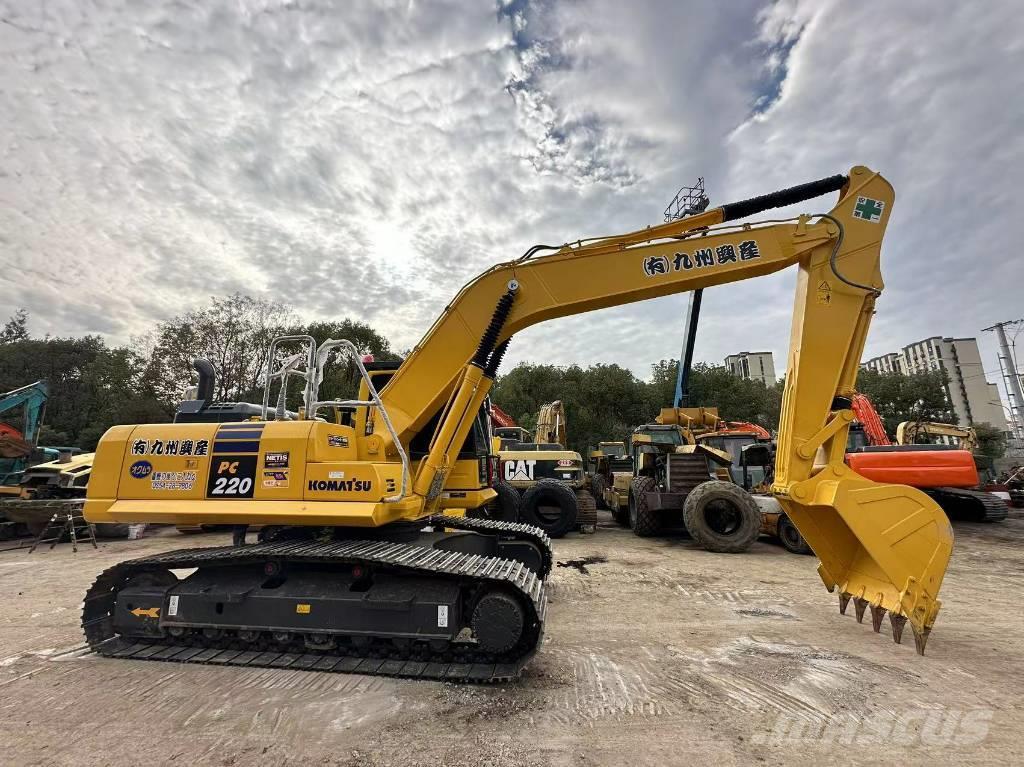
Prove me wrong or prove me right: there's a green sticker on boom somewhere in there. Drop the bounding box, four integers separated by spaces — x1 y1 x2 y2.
853 196 884 223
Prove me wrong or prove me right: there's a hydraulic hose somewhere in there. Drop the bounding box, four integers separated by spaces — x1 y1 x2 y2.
720 174 848 223
471 288 517 368
485 339 511 378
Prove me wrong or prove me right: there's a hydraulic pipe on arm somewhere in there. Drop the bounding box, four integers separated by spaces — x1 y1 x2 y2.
384 166 951 653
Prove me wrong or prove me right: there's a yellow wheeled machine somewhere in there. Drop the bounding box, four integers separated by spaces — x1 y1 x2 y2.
83 167 952 681
493 400 594 538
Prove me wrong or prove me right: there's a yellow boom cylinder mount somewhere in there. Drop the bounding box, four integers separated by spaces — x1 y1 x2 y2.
412 362 492 510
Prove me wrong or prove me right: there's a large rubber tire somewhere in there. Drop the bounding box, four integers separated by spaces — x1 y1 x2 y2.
469 479 520 523
590 474 609 510
683 481 761 553
628 476 661 537
521 479 578 538
776 513 812 555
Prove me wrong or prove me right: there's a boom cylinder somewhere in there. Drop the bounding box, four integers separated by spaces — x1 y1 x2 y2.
412 363 489 500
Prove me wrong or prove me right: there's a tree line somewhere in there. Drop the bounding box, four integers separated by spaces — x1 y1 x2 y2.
0 297 1005 457
0 295 393 448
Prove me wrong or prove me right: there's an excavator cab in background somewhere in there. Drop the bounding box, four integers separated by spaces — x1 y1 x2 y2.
83 167 954 680
0 380 49 496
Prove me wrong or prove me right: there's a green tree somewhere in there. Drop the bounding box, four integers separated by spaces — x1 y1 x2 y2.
140 297 398 409
1 309 29 343
490 362 650 453
646 359 780 429
856 368 953 436
140 294 296 405
973 422 1007 459
0 336 173 449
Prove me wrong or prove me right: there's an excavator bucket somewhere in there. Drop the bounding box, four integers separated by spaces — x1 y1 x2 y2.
778 468 953 654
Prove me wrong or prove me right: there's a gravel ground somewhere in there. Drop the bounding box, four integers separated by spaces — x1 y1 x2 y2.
1 510 1021 766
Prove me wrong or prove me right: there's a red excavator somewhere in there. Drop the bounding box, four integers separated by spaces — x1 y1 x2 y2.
846 394 1007 522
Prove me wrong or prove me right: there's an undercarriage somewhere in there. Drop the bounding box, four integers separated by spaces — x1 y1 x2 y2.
927 487 1009 523
83 516 551 682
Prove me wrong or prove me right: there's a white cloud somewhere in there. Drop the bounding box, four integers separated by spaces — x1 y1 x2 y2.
0 0 1020 413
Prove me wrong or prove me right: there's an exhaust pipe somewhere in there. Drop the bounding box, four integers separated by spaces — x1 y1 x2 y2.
193 359 215 403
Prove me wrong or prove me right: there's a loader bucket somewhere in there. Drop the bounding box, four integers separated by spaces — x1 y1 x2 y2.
777 466 953 654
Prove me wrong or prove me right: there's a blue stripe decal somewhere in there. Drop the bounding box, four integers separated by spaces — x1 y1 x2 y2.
213 440 261 454
218 422 265 430
214 430 264 440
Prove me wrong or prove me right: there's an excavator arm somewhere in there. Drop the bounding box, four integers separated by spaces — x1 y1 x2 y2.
534 401 566 446
897 421 979 453
384 166 951 652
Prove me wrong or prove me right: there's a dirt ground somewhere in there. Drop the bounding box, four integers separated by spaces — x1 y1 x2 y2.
1 511 1021 767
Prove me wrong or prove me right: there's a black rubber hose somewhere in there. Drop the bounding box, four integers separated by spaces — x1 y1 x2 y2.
471 290 516 368
485 339 511 378
720 174 848 222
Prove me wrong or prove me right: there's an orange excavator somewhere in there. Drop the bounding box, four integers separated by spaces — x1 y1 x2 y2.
846 394 1007 522
490 403 517 430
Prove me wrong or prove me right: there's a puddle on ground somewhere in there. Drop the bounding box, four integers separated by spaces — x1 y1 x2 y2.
556 555 608 574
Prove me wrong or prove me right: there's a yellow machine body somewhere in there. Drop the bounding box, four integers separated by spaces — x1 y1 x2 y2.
86 421 420 528
87 166 954 648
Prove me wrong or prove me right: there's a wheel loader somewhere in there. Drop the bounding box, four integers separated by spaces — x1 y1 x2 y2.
489 401 595 538
81 167 953 681
695 422 812 555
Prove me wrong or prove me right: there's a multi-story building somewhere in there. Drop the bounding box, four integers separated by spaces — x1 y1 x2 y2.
863 352 903 375
863 336 1008 430
724 351 776 386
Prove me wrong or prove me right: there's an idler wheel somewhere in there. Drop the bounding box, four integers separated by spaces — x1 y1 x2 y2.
471 591 525 654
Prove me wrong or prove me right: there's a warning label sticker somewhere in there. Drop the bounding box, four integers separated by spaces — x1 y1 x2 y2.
816 280 832 305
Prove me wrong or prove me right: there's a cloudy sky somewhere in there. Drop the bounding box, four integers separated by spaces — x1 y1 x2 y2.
1 1 1021 404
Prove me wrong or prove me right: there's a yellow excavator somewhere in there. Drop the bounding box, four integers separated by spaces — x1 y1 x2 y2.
82 167 952 680
896 421 979 453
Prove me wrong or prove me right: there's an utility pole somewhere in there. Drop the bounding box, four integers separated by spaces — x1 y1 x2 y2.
663 178 710 407
983 319 1024 441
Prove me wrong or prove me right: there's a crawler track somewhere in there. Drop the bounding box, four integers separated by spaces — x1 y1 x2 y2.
927 487 1008 523
82 519 550 682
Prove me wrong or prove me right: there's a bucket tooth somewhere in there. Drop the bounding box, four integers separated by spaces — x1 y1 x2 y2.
912 624 932 656
889 613 907 644
853 597 868 624
869 604 886 633
838 593 851 615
